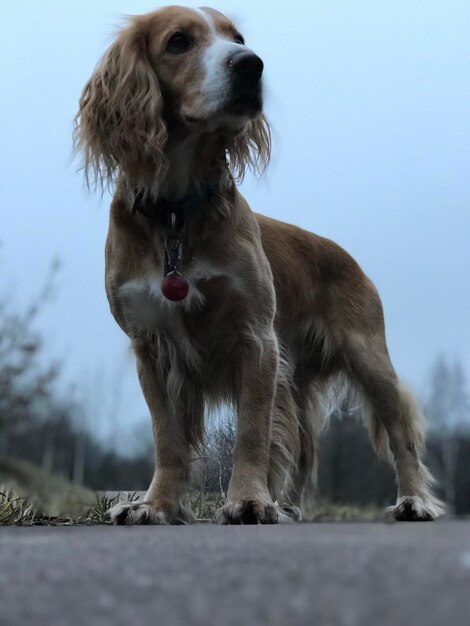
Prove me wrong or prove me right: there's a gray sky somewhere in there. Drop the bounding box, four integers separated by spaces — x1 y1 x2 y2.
1 1 469 443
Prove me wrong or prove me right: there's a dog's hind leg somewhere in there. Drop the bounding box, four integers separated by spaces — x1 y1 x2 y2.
344 331 445 521
275 382 325 521
267 362 302 520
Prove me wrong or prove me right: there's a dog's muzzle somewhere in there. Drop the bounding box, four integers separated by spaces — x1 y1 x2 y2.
226 50 264 117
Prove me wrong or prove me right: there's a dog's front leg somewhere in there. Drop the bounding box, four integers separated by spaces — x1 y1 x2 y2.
218 329 279 525
109 339 196 525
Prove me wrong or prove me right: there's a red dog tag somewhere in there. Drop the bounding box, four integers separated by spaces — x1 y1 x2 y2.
161 271 190 301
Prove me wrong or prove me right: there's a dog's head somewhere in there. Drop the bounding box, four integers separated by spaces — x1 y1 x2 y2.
75 6 271 192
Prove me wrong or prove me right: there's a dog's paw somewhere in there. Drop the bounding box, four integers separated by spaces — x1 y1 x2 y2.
217 499 278 525
388 495 445 522
278 505 302 522
108 501 194 525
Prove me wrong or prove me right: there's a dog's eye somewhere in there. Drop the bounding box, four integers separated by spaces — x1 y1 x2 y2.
166 32 193 53
233 33 245 45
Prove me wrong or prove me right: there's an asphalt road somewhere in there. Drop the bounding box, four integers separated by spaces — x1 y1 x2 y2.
1 521 470 626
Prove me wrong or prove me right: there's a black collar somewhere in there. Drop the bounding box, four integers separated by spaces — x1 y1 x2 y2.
131 183 218 230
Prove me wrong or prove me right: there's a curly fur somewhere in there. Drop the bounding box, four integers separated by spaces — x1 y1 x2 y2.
74 14 271 197
74 24 167 194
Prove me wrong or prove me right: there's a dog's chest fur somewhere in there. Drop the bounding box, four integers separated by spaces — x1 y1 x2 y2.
117 259 251 371
119 261 216 330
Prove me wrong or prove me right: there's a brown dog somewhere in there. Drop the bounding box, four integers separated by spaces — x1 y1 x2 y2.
75 6 444 524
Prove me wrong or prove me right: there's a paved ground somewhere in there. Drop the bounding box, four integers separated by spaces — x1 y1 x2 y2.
1 521 469 626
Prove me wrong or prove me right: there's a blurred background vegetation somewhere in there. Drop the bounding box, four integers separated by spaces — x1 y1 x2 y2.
1 263 469 520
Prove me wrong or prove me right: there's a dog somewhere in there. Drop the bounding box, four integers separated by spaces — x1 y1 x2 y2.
75 5 444 524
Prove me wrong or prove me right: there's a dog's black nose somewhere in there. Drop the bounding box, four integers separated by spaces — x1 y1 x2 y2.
229 51 264 82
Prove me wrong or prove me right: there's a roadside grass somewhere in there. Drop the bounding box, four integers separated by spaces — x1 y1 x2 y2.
86 493 121 524
303 498 384 522
0 489 133 526
189 491 225 521
0 455 96 519
0 490 35 525
0 486 383 526
0 454 383 526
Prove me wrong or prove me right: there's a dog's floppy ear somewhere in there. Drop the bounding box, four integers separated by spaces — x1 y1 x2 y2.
226 113 271 182
74 22 167 194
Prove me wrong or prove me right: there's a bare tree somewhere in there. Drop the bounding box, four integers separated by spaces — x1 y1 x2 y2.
202 415 236 497
0 260 60 454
